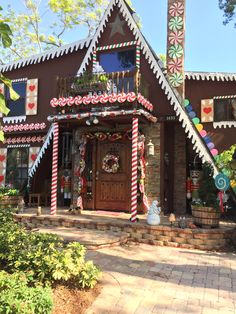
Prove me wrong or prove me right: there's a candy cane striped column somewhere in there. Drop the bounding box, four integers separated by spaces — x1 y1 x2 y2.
131 117 139 222
136 45 141 69
51 122 59 215
92 50 97 69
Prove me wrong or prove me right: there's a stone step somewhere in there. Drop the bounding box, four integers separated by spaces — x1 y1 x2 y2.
37 226 129 250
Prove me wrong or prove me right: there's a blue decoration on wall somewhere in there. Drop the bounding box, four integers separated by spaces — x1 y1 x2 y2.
188 111 196 119
215 173 230 191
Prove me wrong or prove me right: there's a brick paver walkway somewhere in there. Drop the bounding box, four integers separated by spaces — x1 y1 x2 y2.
86 244 236 314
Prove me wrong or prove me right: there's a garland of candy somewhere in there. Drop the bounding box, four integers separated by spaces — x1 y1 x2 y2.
50 92 153 111
96 41 137 51
3 122 46 133
48 109 157 123
167 1 185 92
138 135 149 212
86 132 123 141
51 122 59 215
4 135 45 144
214 95 236 99
102 154 120 173
131 117 139 222
74 136 87 210
184 99 219 158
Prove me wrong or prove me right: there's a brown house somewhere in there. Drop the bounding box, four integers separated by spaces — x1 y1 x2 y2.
0 0 235 220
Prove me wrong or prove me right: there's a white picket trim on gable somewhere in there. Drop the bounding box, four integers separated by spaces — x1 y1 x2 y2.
77 0 218 174
28 124 54 178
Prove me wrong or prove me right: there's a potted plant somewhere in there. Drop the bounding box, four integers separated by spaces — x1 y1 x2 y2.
0 186 22 209
73 73 108 94
191 162 220 228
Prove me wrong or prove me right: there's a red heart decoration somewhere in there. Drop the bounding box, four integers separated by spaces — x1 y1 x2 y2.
28 103 35 109
0 176 4 183
0 155 5 162
203 107 212 115
29 85 35 92
31 154 37 161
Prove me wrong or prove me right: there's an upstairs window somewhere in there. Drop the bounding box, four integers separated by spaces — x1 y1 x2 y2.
99 49 135 73
6 81 27 116
214 98 236 122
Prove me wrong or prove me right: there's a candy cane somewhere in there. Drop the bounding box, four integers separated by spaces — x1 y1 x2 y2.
131 117 139 222
92 50 97 69
136 45 141 69
51 122 59 215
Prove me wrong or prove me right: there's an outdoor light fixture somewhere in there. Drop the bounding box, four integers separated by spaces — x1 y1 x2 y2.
93 117 99 124
147 139 154 156
86 119 91 126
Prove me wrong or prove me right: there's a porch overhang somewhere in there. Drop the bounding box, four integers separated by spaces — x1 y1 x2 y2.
47 109 157 124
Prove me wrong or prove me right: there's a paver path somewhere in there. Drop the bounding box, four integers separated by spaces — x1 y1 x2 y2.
86 244 236 314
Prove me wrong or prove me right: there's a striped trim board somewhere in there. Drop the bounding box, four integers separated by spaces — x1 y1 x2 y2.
51 123 59 215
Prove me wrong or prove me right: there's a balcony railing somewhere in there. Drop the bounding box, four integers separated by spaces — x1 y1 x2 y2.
57 69 143 98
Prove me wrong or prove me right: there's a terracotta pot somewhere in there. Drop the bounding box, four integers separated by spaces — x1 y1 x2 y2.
192 205 220 228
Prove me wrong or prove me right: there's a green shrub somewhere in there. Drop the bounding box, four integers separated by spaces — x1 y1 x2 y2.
0 209 101 288
0 187 19 197
0 271 53 314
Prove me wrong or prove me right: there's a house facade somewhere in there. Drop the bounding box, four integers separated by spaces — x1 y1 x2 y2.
0 0 235 220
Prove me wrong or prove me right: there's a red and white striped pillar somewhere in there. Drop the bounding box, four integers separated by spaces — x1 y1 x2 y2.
131 117 139 222
51 122 59 215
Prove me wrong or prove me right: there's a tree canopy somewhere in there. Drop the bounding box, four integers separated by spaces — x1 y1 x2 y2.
0 0 134 64
219 0 236 26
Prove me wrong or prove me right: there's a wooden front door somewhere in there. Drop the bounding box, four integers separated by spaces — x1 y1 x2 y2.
95 140 131 211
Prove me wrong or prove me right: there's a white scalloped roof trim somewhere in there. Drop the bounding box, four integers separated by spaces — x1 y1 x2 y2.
213 121 236 129
28 125 54 178
0 37 92 73
77 0 218 173
185 71 236 82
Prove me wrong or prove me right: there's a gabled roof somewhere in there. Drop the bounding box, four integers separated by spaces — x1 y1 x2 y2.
185 71 236 82
77 0 218 171
0 37 92 73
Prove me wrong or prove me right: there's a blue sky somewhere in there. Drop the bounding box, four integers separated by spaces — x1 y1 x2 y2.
5 0 236 73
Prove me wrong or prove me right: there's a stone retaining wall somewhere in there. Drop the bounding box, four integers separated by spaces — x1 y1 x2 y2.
14 214 234 251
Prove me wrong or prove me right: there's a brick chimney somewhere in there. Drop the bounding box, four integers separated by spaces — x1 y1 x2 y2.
166 0 186 99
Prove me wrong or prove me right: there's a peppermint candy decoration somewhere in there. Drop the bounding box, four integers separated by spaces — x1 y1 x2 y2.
169 30 184 46
58 97 67 107
168 44 183 59
109 93 118 103
82 95 91 105
169 2 184 17
91 94 100 105
169 73 184 88
168 58 183 73
117 93 127 103
50 98 59 108
74 96 82 105
127 92 136 102
169 17 183 31
67 96 75 107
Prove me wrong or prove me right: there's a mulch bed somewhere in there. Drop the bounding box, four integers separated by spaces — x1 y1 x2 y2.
52 283 102 314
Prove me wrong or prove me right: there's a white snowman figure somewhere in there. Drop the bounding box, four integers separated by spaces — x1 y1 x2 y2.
147 200 161 225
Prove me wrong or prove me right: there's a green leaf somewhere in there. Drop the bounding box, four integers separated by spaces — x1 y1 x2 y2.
0 74 20 101
0 94 10 115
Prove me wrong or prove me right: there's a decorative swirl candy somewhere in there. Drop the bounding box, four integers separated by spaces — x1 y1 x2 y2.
58 97 67 107
168 44 183 59
168 17 183 31
214 173 230 191
102 93 109 103
91 94 99 105
74 96 82 105
169 2 184 17
117 93 127 103
169 30 184 46
168 58 182 73
50 98 59 108
109 93 118 103
127 92 136 102
82 95 91 105
169 73 184 88
67 96 75 107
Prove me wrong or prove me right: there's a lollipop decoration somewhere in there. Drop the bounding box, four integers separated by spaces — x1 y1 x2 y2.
168 17 183 31
169 73 184 88
215 173 230 192
169 2 185 17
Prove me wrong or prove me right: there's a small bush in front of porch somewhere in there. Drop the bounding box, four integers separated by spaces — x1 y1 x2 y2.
0 208 101 289
0 271 53 314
